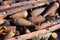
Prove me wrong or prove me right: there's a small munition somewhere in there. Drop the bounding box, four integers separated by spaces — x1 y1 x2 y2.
43 2 59 17
10 11 28 19
29 15 45 24
14 18 34 26
31 7 45 17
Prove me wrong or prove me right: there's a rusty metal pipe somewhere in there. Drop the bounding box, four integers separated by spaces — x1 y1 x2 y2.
0 0 45 11
5 24 60 40
0 2 45 19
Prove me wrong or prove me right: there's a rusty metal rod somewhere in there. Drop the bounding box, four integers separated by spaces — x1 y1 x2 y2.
0 0 45 11
0 0 57 12
5 24 60 40
0 2 45 19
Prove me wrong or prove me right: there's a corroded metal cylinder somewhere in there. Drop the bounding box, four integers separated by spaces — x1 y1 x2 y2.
31 7 45 17
14 18 34 26
10 11 28 19
29 15 45 24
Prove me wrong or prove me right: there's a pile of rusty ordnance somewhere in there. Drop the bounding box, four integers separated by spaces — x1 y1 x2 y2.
0 0 60 40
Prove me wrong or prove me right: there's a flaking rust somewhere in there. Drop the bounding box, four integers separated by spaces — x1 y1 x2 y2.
5 24 60 40
0 2 45 19
0 0 59 40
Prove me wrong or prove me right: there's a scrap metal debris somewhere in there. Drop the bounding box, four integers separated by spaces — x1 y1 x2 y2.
0 0 60 40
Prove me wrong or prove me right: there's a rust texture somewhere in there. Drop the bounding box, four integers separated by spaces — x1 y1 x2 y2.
5 24 60 40
0 0 59 40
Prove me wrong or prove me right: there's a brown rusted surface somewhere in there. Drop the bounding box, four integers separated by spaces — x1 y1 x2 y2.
35 21 52 30
10 11 28 19
4 30 15 39
0 0 45 12
29 15 45 24
0 2 45 19
0 1 59 40
14 18 34 26
43 2 59 17
31 7 46 17
5 24 60 40
4 26 16 32
0 26 16 33
0 19 5 25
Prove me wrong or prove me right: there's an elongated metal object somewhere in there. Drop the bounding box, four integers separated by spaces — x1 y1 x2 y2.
29 15 45 24
43 2 59 17
5 24 60 40
14 18 34 26
10 11 28 19
31 7 46 17
0 0 44 11
0 2 45 19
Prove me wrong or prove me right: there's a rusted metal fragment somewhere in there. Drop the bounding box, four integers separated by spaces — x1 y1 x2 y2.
5 24 60 40
14 18 34 26
35 19 60 30
0 0 57 12
0 2 45 19
43 2 59 17
29 15 45 24
48 24 60 31
0 0 45 11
